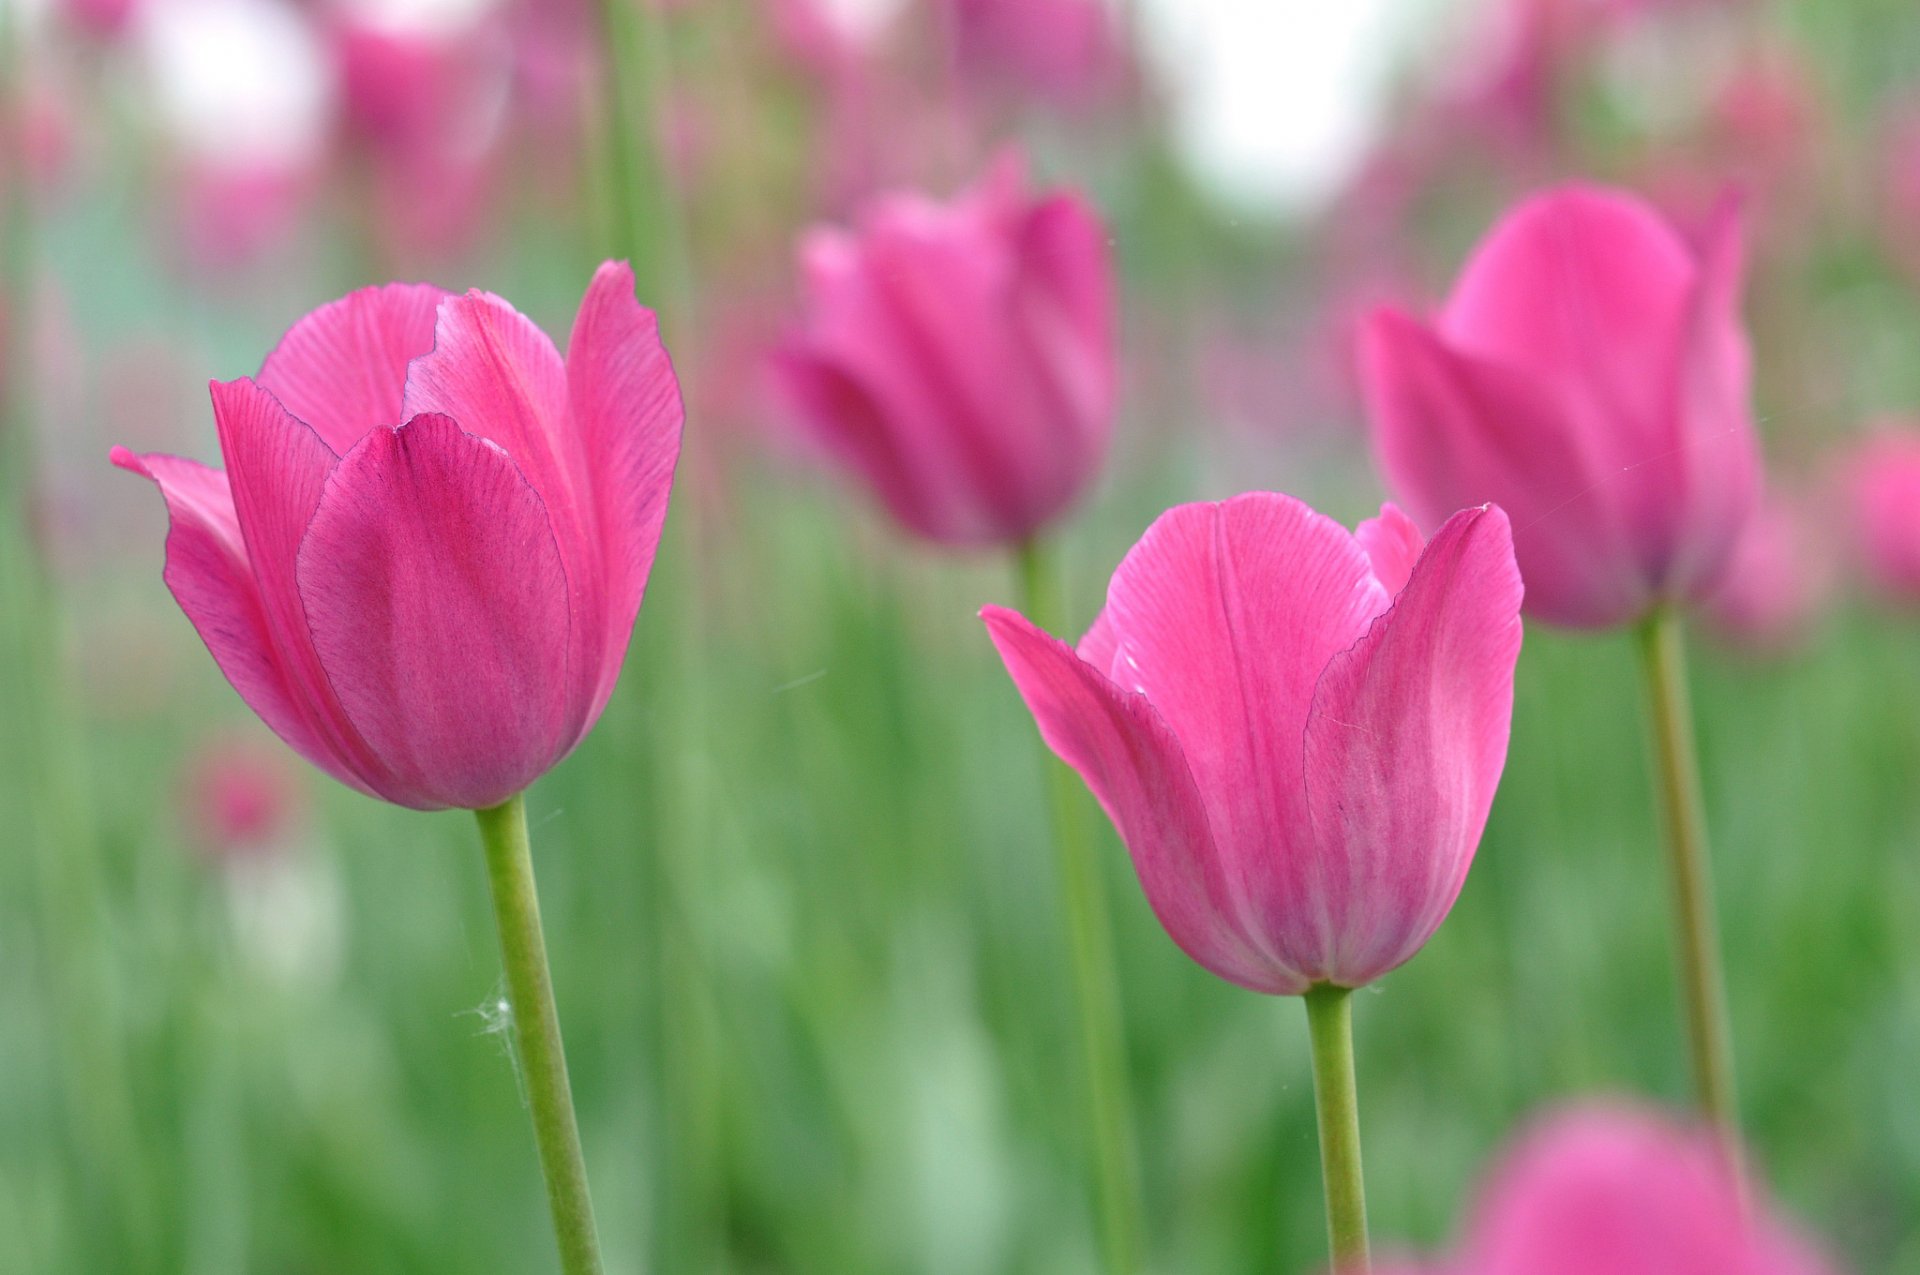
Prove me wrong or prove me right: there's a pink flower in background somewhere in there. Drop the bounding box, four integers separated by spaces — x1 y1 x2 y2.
184 737 304 858
1362 183 1759 629
776 154 1114 547
1701 488 1829 650
1841 427 1920 606
941 0 1127 111
59 0 142 41
1459 1104 1839 1275
114 262 683 810
1436 0 1598 160
329 0 514 260
983 496 1523 993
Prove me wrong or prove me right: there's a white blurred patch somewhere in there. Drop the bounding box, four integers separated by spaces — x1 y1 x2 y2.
1134 0 1444 216
135 0 334 166
332 0 498 38
223 849 347 990
814 0 908 43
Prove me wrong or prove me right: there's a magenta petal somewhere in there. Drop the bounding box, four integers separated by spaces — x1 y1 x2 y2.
982 605 1293 993
565 260 685 716
295 414 575 810
1441 183 1696 440
110 447 371 797
1463 1104 1834 1275
1099 493 1387 894
1665 201 1760 602
1363 308 1648 627
402 288 596 725
1301 505 1524 986
1013 190 1116 450
256 282 448 453
1354 502 1424 597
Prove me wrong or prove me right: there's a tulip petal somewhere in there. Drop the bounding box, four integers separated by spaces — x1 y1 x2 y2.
110 447 371 797
566 261 685 715
1441 183 1695 453
295 414 574 810
1363 308 1649 627
1355 502 1424 597
402 288 597 731
256 282 447 453
1099 494 1388 965
1014 191 1115 454
775 346 939 536
1302 505 1523 985
982 605 1294 993
1665 199 1759 601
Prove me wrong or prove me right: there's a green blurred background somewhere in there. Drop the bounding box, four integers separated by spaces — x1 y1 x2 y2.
6 0 1920 1270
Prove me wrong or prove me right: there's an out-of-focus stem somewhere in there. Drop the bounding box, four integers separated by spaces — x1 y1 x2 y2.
1303 985 1369 1275
475 794 605 1275
1636 609 1741 1141
1014 538 1145 1275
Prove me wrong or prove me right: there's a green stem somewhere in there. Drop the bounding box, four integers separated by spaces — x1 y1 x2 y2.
1015 538 1145 1275
1635 610 1740 1139
475 795 604 1275
1303 985 1369 1274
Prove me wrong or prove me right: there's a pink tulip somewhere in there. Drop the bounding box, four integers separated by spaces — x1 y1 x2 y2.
776 153 1115 547
982 495 1523 993
183 737 303 859
1701 489 1829 650
941 0 1128 110
1842 427 1920 606
1460 1104 1839 1275
1362 183 1759 629
113 263 683 811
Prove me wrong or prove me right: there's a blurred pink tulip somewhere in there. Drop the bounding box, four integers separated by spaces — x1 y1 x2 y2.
983 496 1523 993
184 738 303 859
331 4 513 260
1362 183 1759 629
941 0 1127 110
1842 427 1920 606
777 154 1115 547
1460 1104 1839 1275
60 0 140 40
1702 489 1829 650
114 262 683 810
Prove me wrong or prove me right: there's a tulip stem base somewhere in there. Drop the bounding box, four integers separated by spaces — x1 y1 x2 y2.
476 794 605 1275
1015 538 1146 1275
1304 985 1370 1274
1636 610 1740 1141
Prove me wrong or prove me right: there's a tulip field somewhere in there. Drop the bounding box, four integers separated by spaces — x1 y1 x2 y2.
10 0 1920 1272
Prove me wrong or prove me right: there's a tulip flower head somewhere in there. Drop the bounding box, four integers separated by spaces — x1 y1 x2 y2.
114 262 683 811
1362 183 1759 629
1460 1104 1840 1275
777 153 1116 548
1702 489 1829 650
984 495 1523 993
1842 427 1920 607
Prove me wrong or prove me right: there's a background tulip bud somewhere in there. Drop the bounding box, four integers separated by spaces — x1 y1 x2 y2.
1361 183 1760 629
1460 1104 1840 1275
983 495 1524 994
776 151 1116 547
114 262 683 811
1840 426 1920 607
